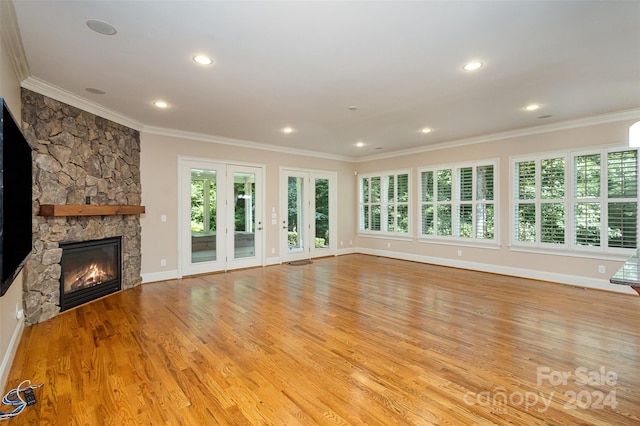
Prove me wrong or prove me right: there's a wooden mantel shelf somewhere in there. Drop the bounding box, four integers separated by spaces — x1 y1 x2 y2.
38 204 146 217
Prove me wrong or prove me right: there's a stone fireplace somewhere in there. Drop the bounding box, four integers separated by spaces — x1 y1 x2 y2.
21 89 143 325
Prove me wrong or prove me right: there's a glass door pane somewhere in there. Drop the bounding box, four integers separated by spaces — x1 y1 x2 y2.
282 169 336 263
314 178 330 248
226 164 263 270
288 176 305 253
191 169 217 263
233 172 256 259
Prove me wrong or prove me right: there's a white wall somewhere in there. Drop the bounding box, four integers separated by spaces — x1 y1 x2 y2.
139 132 357 282
354 119 638 294
139 116 638 296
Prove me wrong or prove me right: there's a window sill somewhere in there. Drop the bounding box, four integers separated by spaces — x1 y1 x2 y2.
358 233 413 242
417 237 501 250
508 245 631 262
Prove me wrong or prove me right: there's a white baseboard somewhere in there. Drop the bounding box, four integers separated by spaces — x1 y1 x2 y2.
142 269 179 283
337 247 358 256
0 317 25 392
356 248 636 295
265 256 281 266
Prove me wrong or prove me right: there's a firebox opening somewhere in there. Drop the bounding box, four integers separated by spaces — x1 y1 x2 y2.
60 236 122 311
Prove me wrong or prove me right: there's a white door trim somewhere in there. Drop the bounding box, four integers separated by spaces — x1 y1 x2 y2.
178 156 266 277
280 167 338 263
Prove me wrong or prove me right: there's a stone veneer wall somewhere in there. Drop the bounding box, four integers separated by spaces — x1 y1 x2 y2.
21 89 143 325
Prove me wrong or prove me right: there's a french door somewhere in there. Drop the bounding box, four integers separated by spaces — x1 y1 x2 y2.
226 165 263 270
281 169 337 262
179 158 263 276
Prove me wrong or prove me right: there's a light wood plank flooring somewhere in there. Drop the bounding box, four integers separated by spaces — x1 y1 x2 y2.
5 254 640 425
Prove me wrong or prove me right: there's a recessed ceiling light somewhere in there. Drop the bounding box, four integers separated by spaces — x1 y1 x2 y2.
153 101 168 109
86 19 117 36
463 61 483 71
85 87 106 95
282 127 294 134
525 104 541 111
193 55 213 65
355 141 365 147
420 127 432 134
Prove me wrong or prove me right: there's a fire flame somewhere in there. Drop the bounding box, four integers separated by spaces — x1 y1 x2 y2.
87 263 107 284
66 263 110 292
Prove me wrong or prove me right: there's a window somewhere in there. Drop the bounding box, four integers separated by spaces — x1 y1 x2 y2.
514 156 567 246
191 171 217 233
419 160 497 242
359 170 410 235
512 147 638 254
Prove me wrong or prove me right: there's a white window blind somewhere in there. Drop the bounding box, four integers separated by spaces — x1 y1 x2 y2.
606 150 637 249
420 171 435 236
512 147 637 254
359 170 410 235
476 165 495 239
419 160 497 242
540 158 566 244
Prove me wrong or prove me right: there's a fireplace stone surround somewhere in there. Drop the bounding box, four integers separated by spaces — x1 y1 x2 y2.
21 89 143 325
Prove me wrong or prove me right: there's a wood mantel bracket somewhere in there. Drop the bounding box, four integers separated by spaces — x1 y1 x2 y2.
38 204 146 217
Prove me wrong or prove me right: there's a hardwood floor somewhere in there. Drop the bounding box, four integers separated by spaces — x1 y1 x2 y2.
5 254 640 425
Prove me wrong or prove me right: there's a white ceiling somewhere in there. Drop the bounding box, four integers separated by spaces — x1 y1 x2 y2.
10 0 640 159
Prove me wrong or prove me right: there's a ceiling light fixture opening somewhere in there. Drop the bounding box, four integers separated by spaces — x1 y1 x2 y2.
355 141 365 148
86 19 117 36
421 127 432 134
153 101 169 109
281 127 294 134
525 104 541 111
193 55 213 65
463 61 483 71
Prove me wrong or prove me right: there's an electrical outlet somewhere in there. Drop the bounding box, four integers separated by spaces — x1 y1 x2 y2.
387 242 391 248
271 248 276 254
340 241 344 246
160 259 167 267
457 249 462 257
598 265 606 274
15 303 23 320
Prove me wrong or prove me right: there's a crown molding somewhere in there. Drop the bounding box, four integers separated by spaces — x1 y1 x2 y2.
19 77 355 162
18 77 639 164
355 108 640 163
21 76 144 131
142 125 354 162
0 0 30 81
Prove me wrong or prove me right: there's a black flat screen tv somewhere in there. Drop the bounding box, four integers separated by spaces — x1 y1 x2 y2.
0 97 33 296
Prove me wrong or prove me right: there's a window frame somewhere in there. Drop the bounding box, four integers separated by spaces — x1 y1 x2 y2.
510 146 638 256
418 158 499 245
358 169 411 238
512 153 569 249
